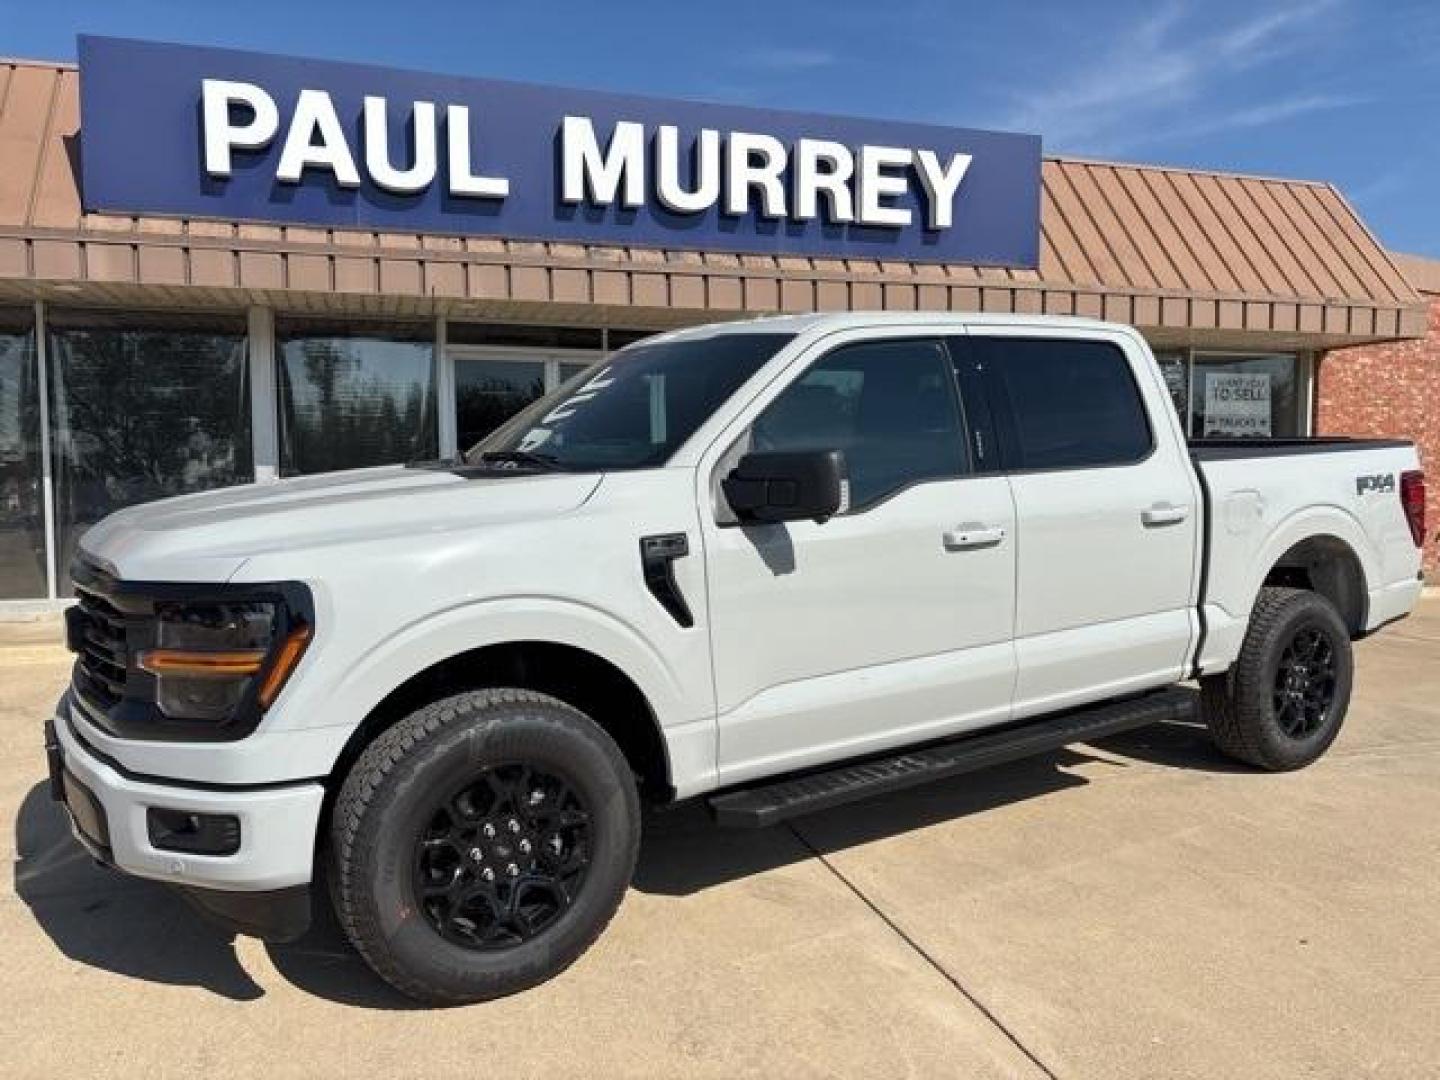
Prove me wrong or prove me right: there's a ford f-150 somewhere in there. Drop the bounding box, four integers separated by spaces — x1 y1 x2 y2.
45 313 1427 1003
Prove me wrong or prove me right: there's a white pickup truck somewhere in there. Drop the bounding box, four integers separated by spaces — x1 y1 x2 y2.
46 313 1426 1004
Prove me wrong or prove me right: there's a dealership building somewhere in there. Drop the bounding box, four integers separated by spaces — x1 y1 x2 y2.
1 37 1436 608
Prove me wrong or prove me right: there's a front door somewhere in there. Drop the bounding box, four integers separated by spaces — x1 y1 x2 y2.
701 331 1017 785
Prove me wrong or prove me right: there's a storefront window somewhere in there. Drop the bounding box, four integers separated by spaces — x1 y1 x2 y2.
277 319 437 474
455 357 548 451
1190 353 1302 438
1148 350 1306 438
1154 352 1189 421
0 309 46 599
448 323 605 452
48 310 251 588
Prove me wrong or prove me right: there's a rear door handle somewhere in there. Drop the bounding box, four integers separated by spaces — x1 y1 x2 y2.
1141 504 1189 527
942 524 1006 550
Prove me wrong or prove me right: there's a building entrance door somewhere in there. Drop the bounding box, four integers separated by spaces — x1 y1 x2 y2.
449 347 600 455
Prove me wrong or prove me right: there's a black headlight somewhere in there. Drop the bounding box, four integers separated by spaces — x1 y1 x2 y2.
140 601 278 721
67 557 315 741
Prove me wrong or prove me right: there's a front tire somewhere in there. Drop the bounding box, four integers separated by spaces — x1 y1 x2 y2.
1200 586 1354 771
330 689 640 1005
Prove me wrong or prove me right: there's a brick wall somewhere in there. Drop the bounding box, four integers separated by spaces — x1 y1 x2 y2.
1317 295 1440 577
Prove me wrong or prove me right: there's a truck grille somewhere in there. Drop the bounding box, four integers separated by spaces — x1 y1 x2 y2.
70 587 133 708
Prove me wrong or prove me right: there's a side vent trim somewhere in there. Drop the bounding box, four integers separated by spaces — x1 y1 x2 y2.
640 533 694 628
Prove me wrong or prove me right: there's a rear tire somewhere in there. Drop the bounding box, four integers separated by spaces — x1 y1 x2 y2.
1200 586 1353 771
330 688 640 1005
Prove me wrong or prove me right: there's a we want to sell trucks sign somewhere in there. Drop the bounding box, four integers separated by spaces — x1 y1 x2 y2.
75 36 1041 266
1203 372 1272 437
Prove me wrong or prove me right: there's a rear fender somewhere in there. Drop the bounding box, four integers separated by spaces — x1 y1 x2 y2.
1231 506 1375 622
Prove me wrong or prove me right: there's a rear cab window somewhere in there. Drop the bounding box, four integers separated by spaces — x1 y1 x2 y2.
966 337 1153 471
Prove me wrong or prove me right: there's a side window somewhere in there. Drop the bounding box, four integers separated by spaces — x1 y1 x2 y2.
977 338 1152 470
750 338 968 510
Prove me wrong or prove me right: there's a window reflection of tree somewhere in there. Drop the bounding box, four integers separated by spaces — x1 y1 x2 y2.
278 337 436 474
0 323 46 598
48 325 250 585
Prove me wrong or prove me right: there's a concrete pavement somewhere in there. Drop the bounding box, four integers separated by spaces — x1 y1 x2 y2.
3 603 1437 1078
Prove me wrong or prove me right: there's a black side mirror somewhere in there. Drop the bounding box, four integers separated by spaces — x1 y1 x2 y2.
722 450 844 524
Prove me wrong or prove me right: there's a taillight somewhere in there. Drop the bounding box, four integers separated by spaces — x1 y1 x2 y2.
1400 470 1426 549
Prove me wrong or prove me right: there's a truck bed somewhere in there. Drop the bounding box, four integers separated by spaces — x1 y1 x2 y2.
1189 436 1412 461
1189 436 1423 674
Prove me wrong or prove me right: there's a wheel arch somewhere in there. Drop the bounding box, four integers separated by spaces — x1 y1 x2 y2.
1257 531 1369 637
308 598 699 839
328 639 673 804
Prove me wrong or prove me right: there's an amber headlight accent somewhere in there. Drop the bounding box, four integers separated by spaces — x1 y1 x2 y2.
138 650 267 677
138 601 277 721
257 623 313 709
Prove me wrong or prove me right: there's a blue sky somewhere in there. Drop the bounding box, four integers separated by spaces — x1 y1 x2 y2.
5 0 1437 254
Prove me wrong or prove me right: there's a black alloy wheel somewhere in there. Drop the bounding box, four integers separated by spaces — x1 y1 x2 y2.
1271 625 1338 740
331 688 641 1005
1200 586 1354 771
414 763 592 950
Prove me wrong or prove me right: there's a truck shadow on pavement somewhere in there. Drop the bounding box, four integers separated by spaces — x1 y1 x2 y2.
12 783 269 1002
14 716 1241 1009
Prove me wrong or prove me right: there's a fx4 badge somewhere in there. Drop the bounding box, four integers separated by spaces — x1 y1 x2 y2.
1356 473 1396 496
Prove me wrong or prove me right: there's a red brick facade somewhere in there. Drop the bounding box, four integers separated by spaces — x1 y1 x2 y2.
1317 295 1440 577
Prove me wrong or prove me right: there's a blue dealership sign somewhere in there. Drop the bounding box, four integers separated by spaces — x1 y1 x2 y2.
78 36 1041 267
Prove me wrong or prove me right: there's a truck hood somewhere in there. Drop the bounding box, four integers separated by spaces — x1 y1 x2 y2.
78 465 604 583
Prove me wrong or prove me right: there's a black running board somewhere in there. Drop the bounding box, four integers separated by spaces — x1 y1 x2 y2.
708 688 1195 828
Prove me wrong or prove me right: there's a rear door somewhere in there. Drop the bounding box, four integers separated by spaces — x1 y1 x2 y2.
962 328 1202 717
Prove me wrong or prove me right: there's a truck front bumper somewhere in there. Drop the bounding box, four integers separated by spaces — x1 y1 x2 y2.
45 705 325 941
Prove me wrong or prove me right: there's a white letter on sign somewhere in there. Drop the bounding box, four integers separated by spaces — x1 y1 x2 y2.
913 149 971 230
561 117 645 207
447 105 510 198
856 144 913 227
655 126 720 213
793 138 854 223
363 96 437 194
276 89 361 187
202 79 279 178
725 131 787 217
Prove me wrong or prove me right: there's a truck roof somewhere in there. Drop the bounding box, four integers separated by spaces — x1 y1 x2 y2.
642 311 1131 344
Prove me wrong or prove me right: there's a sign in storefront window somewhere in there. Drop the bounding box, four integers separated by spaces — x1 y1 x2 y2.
47 310 252 590
0 309 46 599
1202 371 1272 437
1189 354 1300 439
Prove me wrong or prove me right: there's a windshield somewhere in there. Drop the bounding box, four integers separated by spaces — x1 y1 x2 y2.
465 332 794 471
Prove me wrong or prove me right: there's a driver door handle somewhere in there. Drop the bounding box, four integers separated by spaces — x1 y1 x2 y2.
943 524 1006 551
1141 503 1190 527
